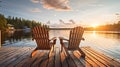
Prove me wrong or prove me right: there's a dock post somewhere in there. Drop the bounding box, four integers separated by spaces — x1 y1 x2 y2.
0 30 2 48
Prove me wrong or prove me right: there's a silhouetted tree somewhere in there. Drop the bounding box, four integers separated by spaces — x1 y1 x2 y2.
0 14 7 31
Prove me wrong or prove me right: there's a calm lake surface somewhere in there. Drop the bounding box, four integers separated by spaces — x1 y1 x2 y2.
50 30 120 60
4 30 120 60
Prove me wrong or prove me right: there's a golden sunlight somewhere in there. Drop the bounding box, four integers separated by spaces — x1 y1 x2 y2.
91 24 99 28
92 31 97 37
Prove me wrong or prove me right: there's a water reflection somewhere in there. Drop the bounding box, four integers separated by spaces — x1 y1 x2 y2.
84 31 120 60
84 31 120 48
90 31 97 38
3 30 120 60
50 30 120 60
50 30 70 38
4 29 31 44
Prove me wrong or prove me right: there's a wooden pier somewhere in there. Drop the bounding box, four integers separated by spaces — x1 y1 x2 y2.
0 46 120 67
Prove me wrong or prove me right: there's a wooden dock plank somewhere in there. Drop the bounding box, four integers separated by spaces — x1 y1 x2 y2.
83 48 110 66
60 51 69 67
6 47 33 67
1 49 28 67
87 47 120 66
82 48 107 67
74 50 98 67
0 47 31 66
0 46 120 67
39 51 49 67
0 47 19 58
23 50 48 67
47 52 55 67
72 51 92 67
31 52 47 67
70 51 85 67
47 45 55 67
66 52 77 67
55 47 61 67
84 47 115 67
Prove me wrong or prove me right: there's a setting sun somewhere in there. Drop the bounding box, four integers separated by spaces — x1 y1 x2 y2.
91 24 99 28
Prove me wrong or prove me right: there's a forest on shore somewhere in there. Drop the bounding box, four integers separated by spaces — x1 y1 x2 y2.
0 14 48 44
0 14 48 31
85 21 120 31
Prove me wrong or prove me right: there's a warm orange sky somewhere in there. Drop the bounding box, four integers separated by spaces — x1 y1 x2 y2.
0 0 120 26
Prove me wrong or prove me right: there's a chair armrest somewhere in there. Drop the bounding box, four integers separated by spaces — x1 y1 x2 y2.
49 37 57 44
59 37 69 45
32 38 34 41
59 37 70 56
82 38 85 41
59 37 69 41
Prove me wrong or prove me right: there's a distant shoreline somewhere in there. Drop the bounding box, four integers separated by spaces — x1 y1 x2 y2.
50 28 72 30
85 31 120 34
50 28 120 34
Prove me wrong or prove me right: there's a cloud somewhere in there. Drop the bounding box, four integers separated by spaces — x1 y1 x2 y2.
72 0 98 8
31 0 40 3
30 8 41 12
40 0 71 11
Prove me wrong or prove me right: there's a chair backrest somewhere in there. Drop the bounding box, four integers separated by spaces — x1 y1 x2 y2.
32 26 50 50
68 26 84 50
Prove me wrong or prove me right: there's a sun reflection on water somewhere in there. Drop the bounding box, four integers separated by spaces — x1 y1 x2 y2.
91 31 98 38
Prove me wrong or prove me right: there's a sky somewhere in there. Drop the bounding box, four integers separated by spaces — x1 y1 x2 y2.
0 0 120 26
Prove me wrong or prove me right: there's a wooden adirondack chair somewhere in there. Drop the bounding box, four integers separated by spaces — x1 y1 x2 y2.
59 26 85 58
31 26 56 57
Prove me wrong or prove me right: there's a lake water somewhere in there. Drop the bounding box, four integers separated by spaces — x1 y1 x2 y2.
4 30 120 60
50 30 120 60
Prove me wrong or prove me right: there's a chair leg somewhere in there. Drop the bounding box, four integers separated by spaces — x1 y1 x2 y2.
63 47 70 58
30 47 38 58
61 46 63 52
48 50 50 59
78 48 86 58
53 44 55 52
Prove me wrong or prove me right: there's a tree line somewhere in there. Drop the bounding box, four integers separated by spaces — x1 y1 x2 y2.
0 13 49 31
6 16 42 29
85 21 120 31
0 13 48 44
0 14 7 31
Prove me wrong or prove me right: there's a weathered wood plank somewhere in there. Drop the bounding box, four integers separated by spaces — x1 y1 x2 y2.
0 47 31 67
0 47 19 58
70 51 85 67
22 50 46 67
47 51 55 67
8 48 33 67
84 48 113 66
65 51 77 67
74 50 97 67
87 47 120 66
82 48 107 67
86 49 111 67
0 47 16 52
73 50 93 67
0 47 29 65
55 47 61 67
0 47 120 67
15 56 31 67
60 51 68 67
47 45 55 67
39 51 49 67
31 52 47 67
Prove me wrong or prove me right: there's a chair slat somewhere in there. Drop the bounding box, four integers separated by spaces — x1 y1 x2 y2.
32 26 50 49
68 26 84 50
